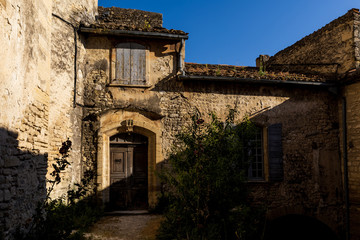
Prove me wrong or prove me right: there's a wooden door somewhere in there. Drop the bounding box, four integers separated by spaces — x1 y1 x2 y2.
131 144 148 209
109 133 148 210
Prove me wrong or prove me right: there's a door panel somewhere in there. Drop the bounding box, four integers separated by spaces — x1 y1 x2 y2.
131 145 148 209
109 136 148 210
111 151 125 174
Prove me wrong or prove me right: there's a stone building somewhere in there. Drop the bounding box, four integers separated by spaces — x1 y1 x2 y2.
1 0 360 239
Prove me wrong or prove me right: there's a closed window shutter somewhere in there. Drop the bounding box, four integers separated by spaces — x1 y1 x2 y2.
115 42 146 85
116 43 131 84
268 123 283 181
130 43 146 85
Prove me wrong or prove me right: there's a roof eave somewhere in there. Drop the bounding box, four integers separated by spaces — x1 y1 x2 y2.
79 27 189 40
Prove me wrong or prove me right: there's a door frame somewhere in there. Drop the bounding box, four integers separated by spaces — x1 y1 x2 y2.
109 133 149 209
96 111 162 208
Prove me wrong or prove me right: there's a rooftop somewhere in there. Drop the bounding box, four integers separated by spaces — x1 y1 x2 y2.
86 7 188 36
184 63 329 83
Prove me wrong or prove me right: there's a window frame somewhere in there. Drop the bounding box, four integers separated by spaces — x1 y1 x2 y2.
246 125 268 181
110 41 150 87
246 123 284 183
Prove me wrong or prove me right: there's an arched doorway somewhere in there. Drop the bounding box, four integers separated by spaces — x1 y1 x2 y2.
109 132 148 210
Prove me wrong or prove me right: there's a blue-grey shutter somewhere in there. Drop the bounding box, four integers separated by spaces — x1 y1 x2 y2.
116 43 131 84
130 43 146 85
268 123 283 181
115 43 146 85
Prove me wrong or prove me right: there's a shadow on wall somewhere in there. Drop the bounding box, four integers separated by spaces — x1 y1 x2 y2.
0 127 48 238
248 97 343 238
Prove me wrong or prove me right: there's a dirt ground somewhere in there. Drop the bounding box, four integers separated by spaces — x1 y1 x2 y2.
84 211 163 240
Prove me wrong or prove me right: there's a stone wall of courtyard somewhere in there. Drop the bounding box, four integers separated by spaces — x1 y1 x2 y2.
0 0 97 238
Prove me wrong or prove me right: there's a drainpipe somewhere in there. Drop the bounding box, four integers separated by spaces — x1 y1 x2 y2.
178 38 185 76
342 97 350 240
52 13 78 108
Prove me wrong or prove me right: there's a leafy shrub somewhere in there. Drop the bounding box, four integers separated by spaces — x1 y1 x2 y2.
25 196 102 240
157 111 265 240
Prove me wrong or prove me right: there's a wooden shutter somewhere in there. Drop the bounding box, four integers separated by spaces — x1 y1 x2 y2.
115 43 131 84
268 123 283 181
130 43 146 85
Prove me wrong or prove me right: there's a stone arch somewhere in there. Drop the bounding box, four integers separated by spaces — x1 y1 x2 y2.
97 109 162 208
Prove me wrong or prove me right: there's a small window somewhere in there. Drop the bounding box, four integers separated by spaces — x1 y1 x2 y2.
114 42 146 85
247 126 264 180
241 123 283 182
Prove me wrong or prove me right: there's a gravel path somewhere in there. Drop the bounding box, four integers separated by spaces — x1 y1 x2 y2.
84 211 163 240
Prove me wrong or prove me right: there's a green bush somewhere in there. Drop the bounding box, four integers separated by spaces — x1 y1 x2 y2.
157 111 265 240
25 196 102 240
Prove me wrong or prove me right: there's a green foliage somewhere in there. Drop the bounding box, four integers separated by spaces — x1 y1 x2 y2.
157 110 265 240
258 62 267 77
231 205 266 240
25 197 102 240
215 65 221 76
20 140 102 240
258 70 267 77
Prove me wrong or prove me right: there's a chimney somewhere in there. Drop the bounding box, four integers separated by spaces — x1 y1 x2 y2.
256 55 270 70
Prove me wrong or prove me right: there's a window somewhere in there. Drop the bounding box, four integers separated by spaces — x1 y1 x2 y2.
113 42 147 85
245 124 283 182
247 126 264 180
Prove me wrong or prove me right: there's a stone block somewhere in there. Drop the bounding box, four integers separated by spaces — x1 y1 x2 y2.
5 176 12 184
4 156 20 167
4 190 11 202
0 202 9 211
2 169 12 176
0 176 5 185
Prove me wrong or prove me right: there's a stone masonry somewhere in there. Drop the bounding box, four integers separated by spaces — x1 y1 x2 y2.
0 0 97 238
267 9 360 77
2 3 360 240
81 29 343 237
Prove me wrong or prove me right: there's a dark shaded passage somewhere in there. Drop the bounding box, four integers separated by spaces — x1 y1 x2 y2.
265 214 339 240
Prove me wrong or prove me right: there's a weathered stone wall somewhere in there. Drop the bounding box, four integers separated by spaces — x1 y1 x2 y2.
267 9 359 77
83 35 343 235
0 0 97 238
53 0 97 26
342 81 360 239
162 83 343 236
48 0 98 198
0 0 52 237
80 36 179 203
354 11 360 70
0 2 348 238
